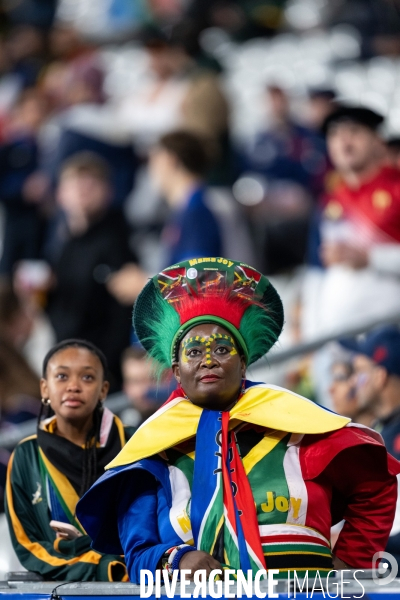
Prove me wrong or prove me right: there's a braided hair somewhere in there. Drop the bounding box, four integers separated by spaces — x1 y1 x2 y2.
40 339 109 496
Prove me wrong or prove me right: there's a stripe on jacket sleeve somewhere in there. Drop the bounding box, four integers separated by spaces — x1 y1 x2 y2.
283 434 308 525
6 451 102 567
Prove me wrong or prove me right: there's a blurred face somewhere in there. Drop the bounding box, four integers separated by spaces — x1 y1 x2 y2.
1 308 33 348
267 87 289 122
57 172 110 219
329 362 357 418
327 122 383 174
149 147 178 200
41 62 69 110
15 94 47 132
7 26 44 62
122 357 158 418
49 25 81 59
172 323 246 411
147 46 185 80
123 357 153 403
352 354 386 413
41 347 109 426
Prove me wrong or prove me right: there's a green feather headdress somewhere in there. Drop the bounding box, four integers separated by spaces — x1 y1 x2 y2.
133 258 284 371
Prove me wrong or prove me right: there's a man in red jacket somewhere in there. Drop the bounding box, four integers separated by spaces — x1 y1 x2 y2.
303 106 400 341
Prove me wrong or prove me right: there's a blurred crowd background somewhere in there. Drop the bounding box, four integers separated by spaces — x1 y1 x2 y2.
1 0 400 524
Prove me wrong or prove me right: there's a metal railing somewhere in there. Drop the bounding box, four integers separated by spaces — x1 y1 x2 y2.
2 312 400 451
257 311 400 366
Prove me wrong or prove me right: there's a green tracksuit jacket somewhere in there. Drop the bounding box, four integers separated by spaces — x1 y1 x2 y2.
5 432 130 581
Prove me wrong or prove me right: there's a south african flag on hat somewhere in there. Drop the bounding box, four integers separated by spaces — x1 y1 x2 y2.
133 257 284 369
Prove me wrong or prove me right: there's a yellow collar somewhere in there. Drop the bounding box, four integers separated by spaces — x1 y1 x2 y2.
106 383 350 469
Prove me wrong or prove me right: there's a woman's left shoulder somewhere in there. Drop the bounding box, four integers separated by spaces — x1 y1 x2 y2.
303 423 384 449
300 424 400 479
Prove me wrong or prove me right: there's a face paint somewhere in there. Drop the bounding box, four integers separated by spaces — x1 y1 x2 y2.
205 338 212 364
181 333 238 363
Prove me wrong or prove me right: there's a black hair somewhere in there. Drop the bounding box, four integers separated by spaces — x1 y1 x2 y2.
157 130 211 177
42 338 108 379
60 151 111 183
39 339 109 496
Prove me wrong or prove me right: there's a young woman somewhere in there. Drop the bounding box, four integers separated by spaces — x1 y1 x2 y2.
77 259 400 582
6 339 133 581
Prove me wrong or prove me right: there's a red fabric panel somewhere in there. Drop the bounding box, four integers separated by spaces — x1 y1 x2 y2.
322 445 397 567
176 292 248 328
300 426 400 480
301 428 400 568
322 165 400 243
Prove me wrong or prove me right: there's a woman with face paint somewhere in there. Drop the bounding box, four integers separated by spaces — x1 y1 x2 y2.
77 259 400 582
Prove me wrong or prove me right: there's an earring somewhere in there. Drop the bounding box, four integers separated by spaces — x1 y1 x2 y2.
41 398 51 406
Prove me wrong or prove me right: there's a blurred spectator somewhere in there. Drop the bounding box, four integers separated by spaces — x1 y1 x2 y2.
330 359 355 416
349 325 400 564
122 27 231 268
0 281 40 429
0 280 43 510
241 84 329 196
0 278 41 428
37 50 137 206
11 264 56 374
0 338 40 429
150 130 222 264
303 106 400 339
119 347 168 427
350 326 400 448
0 327 40 512
108 130 222 306
0 88 48 276
329 354 375 426
45 152 137 388
3 25 47 88
117 27 229 157
0 279 33 351
63 54 106 107
237 85 323 275
301 88 336 194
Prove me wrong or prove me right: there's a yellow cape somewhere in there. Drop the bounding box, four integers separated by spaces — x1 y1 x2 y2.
106 384 350 469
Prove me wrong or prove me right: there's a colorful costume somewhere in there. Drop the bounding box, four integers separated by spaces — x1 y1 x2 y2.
6 408 133 581
77 258 400 581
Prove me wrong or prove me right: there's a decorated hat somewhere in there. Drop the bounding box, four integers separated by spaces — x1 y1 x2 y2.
322 105 384 136
133 257 284 369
